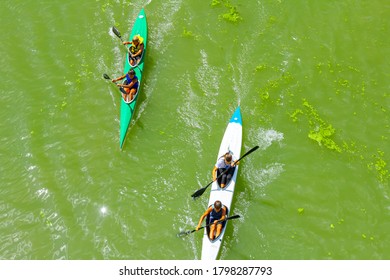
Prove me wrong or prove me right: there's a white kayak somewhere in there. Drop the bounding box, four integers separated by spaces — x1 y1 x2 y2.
201 106 243 260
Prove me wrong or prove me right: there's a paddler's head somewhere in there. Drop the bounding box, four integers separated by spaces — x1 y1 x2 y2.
128 69 135 77
132 35 140 45
224 154 232 164
214 200 222 210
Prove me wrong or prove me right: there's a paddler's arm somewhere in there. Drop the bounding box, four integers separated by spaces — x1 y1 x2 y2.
212 166 218 181
112 74 125 83
221 207 227 221
196 207 212 231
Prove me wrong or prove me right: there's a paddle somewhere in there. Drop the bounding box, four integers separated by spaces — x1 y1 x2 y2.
111 26 142 70
177 214 241 237
112 26 124 43
103 73 112 80
191 145 260 199
103 73 127 95
112 26 132 56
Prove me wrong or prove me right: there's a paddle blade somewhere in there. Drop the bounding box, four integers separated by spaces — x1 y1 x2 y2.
103 73 110 80
177 229 195 238
191 179 215 199
112 26 122 39
191 184 209 199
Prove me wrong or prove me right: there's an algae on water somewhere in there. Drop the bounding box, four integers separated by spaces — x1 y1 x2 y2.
302 99 342 152
211 0 242 23
368 150 389 184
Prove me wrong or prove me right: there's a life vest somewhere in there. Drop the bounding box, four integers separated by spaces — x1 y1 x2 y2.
124 74 139 90
129 35 144 54
209 205 225 223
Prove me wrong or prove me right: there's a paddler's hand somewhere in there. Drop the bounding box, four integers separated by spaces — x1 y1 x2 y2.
195 225 200 231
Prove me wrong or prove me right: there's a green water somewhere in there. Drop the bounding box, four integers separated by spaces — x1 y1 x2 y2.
0 0 389 260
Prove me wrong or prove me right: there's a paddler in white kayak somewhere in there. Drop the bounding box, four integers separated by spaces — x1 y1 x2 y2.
212 152 239 189
196 200 227 240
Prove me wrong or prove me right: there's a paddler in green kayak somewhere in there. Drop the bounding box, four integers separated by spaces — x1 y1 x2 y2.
112 69 139 102
123 35 144 66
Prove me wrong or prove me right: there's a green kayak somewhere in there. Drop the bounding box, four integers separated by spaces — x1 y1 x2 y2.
119 8 147 149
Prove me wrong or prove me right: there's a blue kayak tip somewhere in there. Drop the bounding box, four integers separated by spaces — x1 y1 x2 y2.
230 106 242 125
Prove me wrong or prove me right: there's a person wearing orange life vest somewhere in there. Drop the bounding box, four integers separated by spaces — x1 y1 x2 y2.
123 35 144 66
196 200 227 240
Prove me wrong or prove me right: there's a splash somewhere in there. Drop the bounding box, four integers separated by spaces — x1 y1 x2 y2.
248 127 284 151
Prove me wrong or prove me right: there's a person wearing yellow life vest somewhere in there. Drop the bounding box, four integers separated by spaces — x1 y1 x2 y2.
123 35 144 66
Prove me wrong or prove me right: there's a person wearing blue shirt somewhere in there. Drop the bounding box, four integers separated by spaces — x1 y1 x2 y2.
112 69 139 102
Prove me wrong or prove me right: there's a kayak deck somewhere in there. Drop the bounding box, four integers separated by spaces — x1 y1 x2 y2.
201 106 242 260
119 9 148 149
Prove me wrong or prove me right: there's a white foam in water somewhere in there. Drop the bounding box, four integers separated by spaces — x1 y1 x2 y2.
195 49 220 99
174 198 200 259
36 188 50 200
249 127 284 150
243 127 285 195
253 162 285 188
153 0 182 51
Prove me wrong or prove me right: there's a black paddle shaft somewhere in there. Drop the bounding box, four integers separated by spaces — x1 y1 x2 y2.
177 215 240 237
191 145 259 198
103 73 128 95
112 26 132 55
